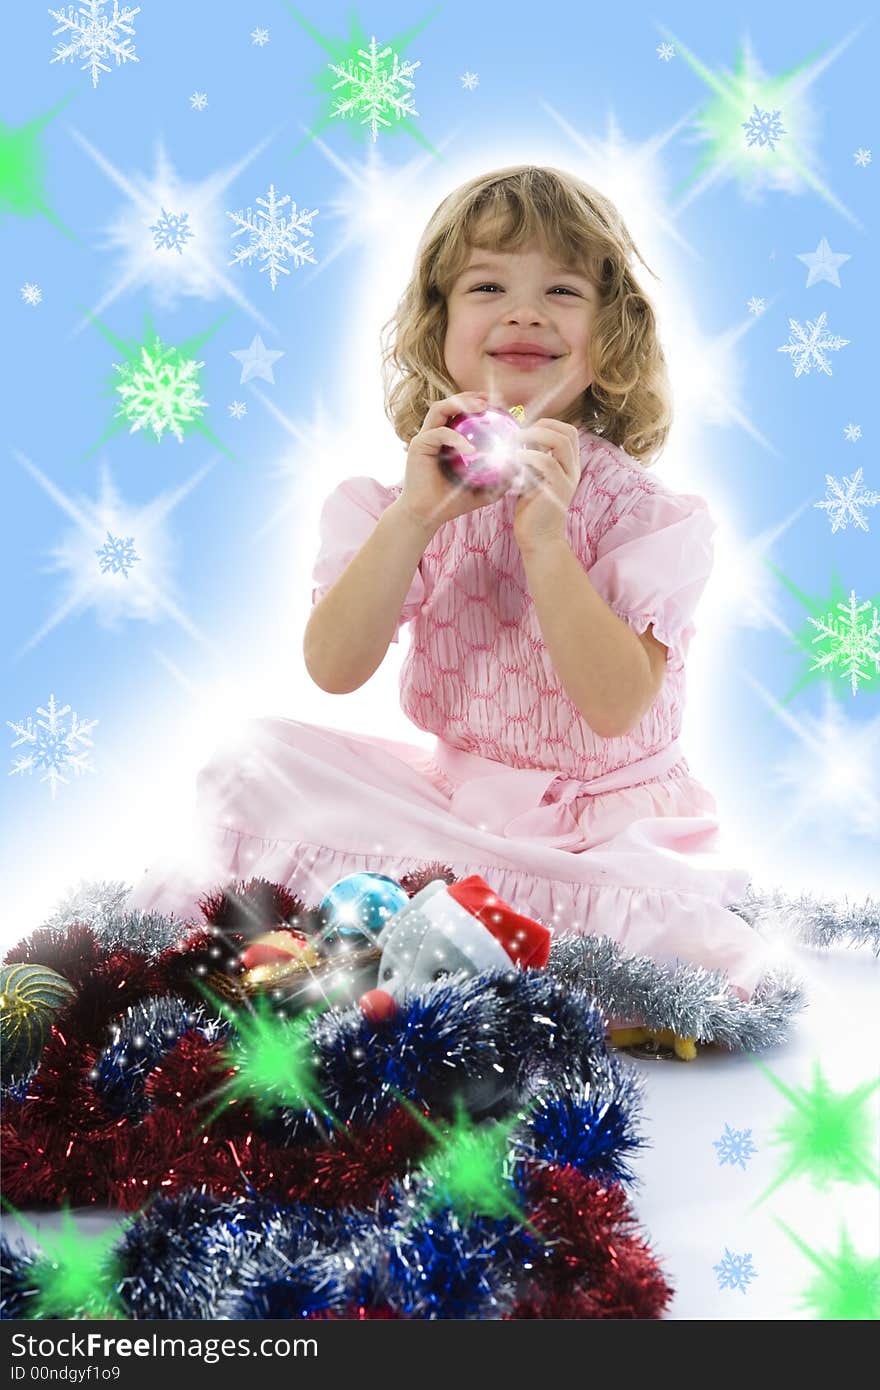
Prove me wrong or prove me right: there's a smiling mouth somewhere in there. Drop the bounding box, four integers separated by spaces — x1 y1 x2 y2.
490 352 560 368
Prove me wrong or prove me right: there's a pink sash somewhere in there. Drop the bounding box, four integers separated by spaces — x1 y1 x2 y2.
432 738 686 848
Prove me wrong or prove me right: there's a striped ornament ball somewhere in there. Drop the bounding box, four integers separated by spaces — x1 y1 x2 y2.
0 963 76 1077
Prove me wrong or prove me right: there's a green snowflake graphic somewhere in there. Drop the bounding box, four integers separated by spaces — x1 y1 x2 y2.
284 6 441 155
764 564 880 702
114 335 207 443
328 34 420 141
807 589 880 696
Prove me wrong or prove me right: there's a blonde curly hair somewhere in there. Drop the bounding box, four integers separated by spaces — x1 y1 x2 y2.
381 165 672 466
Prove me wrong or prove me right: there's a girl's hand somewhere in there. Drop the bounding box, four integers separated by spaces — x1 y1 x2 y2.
397 392 514 536
511 419 581 553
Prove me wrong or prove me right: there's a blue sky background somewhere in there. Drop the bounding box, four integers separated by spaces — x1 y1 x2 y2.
2 0 877 933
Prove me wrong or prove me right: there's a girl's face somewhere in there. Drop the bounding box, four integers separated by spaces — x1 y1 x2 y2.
443 239 597 423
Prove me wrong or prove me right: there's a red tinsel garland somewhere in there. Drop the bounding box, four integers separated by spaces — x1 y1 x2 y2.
519 1166 674 1317
2 1021 435 1211
1 875 673 1319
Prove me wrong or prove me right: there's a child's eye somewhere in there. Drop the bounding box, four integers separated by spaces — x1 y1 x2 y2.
471 284 577 295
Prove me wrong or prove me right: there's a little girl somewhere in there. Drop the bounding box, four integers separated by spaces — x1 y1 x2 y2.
126 164 769 1037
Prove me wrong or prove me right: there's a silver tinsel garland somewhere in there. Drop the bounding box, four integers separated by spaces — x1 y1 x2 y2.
29 872 880 1054
547 934 806 1051
728 880 880 956
37 878 191 957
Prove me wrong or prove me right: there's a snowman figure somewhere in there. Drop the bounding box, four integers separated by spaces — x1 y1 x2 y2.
358 875 553 1118
360 875 552 1019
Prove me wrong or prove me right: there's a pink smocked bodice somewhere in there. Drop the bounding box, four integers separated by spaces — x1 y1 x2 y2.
311 428 717 781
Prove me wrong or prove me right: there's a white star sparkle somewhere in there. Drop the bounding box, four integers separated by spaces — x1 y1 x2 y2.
10 449 223 661
796 236 851 288
230 334 284 385
738 678 880 847
293 128 449 287
67 129 279 333
658 26 866 229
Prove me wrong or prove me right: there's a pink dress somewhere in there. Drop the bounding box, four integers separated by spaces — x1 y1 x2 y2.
126 428 769 1002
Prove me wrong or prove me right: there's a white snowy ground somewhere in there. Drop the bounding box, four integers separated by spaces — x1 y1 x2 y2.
626 941 880 1319
2 939 878 1321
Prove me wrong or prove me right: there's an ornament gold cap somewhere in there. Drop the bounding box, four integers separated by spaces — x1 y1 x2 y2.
508 404 526 422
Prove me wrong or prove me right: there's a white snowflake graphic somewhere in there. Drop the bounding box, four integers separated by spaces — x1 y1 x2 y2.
853 148 872 167
777 312 849 377
114 337 207 443
251 27 269 46
713 1124 758 1171
7 693 98 800
714 1249 757 1294
227 184 318 291
328 36 420 142
747 296 766 316
228 400 247 419
656 42 675 61
189 91 208 111
150 208 193 255
808 590 880 696
460 71 479 90
742 104 786 150
844 423 862 442
49 0 140 89
20 283 43 306
814 469 880 534
95 530 139 576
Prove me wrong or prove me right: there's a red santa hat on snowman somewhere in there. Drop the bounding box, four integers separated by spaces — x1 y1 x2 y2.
445 876 552 968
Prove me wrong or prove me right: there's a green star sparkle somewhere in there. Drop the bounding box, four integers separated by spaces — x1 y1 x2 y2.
763 563 880 701
0 98 77 238
1 1200 129 1319
399 1093 534 1228
284 5 442 156
657 25 866 228
750 1058 879 1208
199 987 334 1129
776 1220 880 1320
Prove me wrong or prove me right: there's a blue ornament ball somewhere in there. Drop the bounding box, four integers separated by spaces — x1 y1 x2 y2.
319 873 409 943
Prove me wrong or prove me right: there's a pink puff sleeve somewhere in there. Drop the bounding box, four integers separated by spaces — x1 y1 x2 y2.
585 487 716 671
310 476 426 644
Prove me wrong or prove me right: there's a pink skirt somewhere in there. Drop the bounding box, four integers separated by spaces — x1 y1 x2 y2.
125 717 770 1005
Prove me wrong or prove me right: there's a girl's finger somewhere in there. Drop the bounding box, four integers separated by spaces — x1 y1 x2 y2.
515 446 558 467
518 424 561 449
420 426 478 452
425 394 489 429
519 426 578 471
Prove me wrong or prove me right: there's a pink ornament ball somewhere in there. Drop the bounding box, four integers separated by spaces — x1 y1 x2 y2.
438 407 522 490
